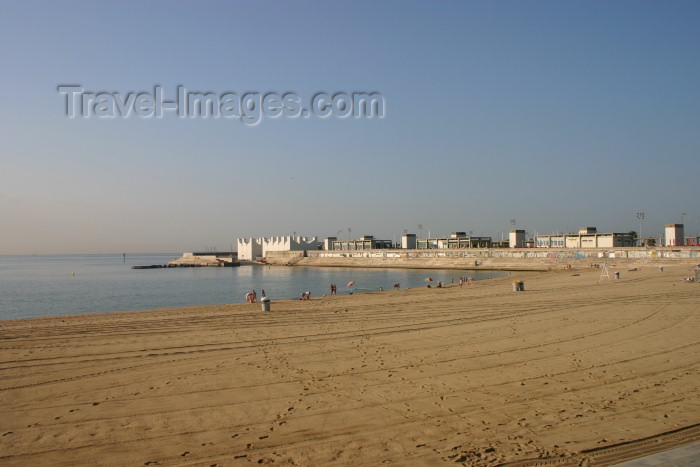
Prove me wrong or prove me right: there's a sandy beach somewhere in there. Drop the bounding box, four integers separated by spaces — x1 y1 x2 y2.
1 265 699 466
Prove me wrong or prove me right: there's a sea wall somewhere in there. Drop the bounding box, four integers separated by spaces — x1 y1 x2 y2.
264 248 700 270
169 253 238 267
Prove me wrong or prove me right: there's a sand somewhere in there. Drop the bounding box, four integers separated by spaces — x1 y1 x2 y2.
1 265 699 466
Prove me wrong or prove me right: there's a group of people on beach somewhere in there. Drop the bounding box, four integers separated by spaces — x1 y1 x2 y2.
458 276 474 287
245 276 479 304
245 289 265 303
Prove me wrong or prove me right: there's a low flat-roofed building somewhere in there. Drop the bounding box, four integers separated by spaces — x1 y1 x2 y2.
684 236 699 246
416 235 492 249
536 234 566 248
332 235 393 250
536 229 634 248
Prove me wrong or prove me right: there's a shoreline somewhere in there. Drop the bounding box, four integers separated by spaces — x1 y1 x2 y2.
1 265 698 465
0 265 509 323
0 272 512 324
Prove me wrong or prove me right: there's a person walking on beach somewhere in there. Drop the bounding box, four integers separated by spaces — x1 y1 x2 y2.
251 290 257 303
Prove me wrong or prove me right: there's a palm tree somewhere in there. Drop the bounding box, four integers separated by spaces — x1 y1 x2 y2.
628 230 638 245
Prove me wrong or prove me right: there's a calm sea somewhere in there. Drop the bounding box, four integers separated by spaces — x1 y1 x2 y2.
0 254 505 320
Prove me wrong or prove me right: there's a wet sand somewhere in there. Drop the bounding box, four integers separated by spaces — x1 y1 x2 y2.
1 265 699 465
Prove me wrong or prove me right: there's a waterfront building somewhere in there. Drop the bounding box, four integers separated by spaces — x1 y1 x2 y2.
331 235 392 250
416 232 492 249
665 224 684 246
509 229 526 248
401 233 417 249
535 227 634 248
324 237 337 250
237 236 322 260
237 238 262 261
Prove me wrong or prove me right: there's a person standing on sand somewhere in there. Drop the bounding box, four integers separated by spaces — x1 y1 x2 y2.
251 290 257 303
261 290 266 298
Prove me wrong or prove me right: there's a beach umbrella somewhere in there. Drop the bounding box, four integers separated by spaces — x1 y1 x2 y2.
347 280 355 287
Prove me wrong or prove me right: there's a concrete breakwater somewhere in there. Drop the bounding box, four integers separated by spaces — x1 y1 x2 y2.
167 252 238 267
264 247 700 271
132 263 237 269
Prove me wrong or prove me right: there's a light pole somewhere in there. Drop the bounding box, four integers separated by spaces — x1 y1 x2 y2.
636 212 645 247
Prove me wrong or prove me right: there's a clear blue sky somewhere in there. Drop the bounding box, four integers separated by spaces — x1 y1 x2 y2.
1 0 698 254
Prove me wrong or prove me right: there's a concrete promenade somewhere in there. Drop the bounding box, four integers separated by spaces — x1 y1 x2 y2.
265 247 700 271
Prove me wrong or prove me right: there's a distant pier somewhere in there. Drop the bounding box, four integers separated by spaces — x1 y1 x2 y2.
132 252 239 269
167 252 239 267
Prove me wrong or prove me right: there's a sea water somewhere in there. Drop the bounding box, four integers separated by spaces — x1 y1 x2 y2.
0 254 505 320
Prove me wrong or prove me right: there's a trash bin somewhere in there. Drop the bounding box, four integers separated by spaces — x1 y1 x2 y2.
519 281 525 291
614 272 620 279
512 281 520 292
261 296 271 312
